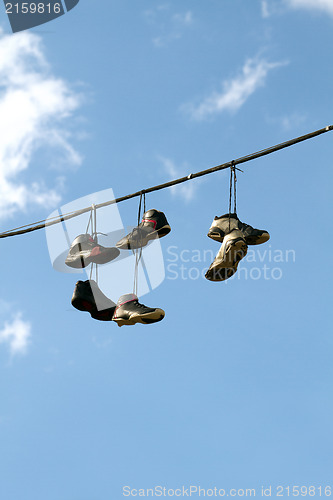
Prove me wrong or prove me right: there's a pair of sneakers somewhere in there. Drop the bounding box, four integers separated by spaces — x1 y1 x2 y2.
66 208 169 327
205 213 270 281
65 208 171 269
71 280 165 327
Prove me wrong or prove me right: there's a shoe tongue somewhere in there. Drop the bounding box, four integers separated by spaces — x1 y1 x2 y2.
71 233 92 246
216 213 238 220
142 209 157 218
117 293 138 305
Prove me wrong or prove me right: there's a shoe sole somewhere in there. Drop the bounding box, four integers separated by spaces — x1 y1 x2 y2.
71 297 93 312
205 238 247 282
207 229 224 243
66 247 120 268
245 232 270 245
71 296 115 321
113 310 165 327
90 309 115 321
208 229 270 246
116 224 171 250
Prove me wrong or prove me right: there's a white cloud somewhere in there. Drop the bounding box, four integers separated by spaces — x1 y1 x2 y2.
173 11 193 25
158 156 197 202
0 28 83 221
143 4 170 24
183 57 287 121
153 33 181 48
285 0 333 16
261 0 270 17
0 313 31 355
144 6 193 47
280 112 307 130
266 111 307 131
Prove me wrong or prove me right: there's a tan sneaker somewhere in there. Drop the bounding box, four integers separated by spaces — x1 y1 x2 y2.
205 229 248 282
207 213 270 246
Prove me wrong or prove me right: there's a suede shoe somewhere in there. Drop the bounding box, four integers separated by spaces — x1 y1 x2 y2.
207 213 270 246
112 293 165 327
116 209 171 250
65 234 120 268
205 229 247 281
71 280 116 321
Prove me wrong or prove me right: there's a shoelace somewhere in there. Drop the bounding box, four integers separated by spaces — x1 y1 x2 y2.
134 301 151 310
90 231 108 243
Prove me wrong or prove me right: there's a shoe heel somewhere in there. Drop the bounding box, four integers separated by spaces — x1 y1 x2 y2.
205 266 235 281
71 298 94 312
225 234 247 263
113 318 135 327
157 224 171 237
92 248 120 265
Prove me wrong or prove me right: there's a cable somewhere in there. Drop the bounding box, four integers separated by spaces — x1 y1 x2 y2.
1 124 332 240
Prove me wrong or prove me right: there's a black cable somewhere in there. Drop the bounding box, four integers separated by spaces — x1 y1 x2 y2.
1 124 332 240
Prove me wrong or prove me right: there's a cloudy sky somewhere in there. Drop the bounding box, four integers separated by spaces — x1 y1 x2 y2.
0 1 332 499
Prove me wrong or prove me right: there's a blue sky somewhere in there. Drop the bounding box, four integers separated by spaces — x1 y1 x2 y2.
0 1 332 499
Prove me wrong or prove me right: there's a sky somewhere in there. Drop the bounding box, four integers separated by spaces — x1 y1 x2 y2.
0 1 332 499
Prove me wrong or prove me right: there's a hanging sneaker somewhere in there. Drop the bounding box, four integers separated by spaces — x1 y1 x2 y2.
115 209 171 250
65 234 120 268
205 229 248 281
71 280 116 321
112 293 165 327
238 219 270 245
207 213 270 245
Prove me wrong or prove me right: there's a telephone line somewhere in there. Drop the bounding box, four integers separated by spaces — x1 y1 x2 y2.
1 124 332 239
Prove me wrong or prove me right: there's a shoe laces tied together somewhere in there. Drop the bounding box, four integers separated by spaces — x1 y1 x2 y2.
135 301 147 309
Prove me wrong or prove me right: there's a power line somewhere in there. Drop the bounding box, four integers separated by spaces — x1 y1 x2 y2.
1 124 332 240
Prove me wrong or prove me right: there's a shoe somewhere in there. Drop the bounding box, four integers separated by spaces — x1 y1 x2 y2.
65 234 120 268
71 280 116 321
207 213 270 246
115 209 171 250
205 229 248 281
112 293 165 327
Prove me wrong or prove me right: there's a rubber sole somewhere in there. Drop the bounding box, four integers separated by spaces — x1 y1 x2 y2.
207 229 225 243
65 246 120 269
208 227 270 246
244 231 270 245
205 237 247 282
113 310 165 327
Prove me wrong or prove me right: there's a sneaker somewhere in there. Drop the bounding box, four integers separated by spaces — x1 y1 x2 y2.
65 234 120 268
71 280 116 321
205 229 248 281
207 213 270 245
112 293 165 327
115 209 171 250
